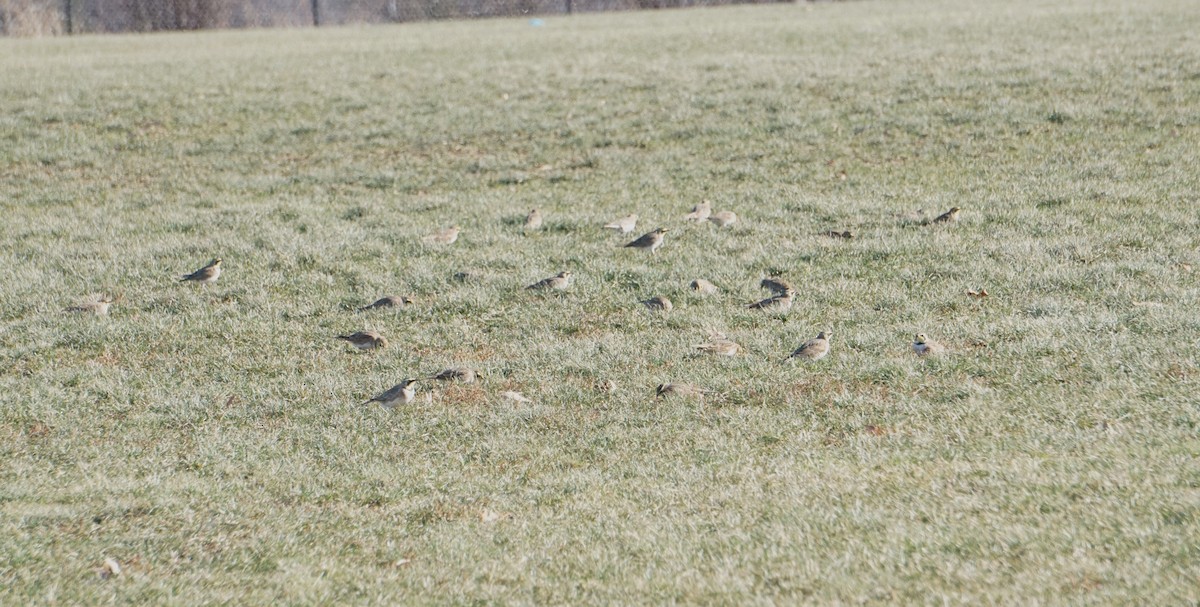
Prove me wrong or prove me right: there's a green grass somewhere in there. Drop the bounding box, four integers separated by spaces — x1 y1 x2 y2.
2 0 1200 603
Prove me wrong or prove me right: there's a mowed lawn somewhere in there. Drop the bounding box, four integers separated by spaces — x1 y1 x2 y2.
2 0 1199 603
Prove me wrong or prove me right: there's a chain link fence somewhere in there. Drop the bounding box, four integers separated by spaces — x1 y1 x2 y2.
0 0 794 35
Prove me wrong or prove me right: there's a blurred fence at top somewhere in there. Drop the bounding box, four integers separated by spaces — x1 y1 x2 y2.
0 0 795 35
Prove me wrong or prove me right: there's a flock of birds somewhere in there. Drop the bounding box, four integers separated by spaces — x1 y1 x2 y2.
65 201 964 408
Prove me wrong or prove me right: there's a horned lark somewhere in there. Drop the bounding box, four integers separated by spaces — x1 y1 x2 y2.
524 209 543 231
683 201 712 222
788 331 831 361
526 270 572 291
708 211 737 228
427 367 478 383
690 279 719 295
912 333 946 357
641 296 673 312
604 214 639 234
65 294 116 316
693 338 741 357
749 288 795 312
336 331 388 351
931 207 960 224
180 258 222 284
425 225 461 244
760 277 793 296
656 382 705 399
624 228 668 254
358 295 414 311
363 379 419 409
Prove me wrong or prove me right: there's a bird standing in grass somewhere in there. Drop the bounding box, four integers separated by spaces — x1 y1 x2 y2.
912 333 946 357
358 295 414 311
690 279 718 295
336 331 388 351
526 271 572 291
363 379 419 409
604 214 638 234
683 201 711 222
788 331 832 361
66 294 116 316
749 288 795 312
708 210 737 228
624 228 668 255
931 207 960 224
427 367 478 383
693 338 741 357
524 209 543 231
641 296 673 312
180 258 222 284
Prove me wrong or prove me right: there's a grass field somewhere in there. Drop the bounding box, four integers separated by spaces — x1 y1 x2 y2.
2 0 1199 603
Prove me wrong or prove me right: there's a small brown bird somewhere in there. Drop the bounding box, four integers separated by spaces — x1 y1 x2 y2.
912 333 946 357
641 296 673 312
656 382 706 399
426 367 478 383
624 228 668 254
336 331 388 351
526 271 573 291
604 214 638 234
760 277 793 296
966 288 989 298
66 294 116 316
690 279 719 295
931 207 960 224
358 295 414 311
788 331 832 361
683 201 712 222
693 338 741 357
749 289 795 312
180 258 222 284
425 225 461 244
524 209 543 231
708 211 737 228
362 379 419 409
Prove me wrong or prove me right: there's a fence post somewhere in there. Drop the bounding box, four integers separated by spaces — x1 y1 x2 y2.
311 0 319 26
64 0 72 34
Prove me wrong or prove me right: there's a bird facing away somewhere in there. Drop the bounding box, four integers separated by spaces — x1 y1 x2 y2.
788 331 832 361
656 382 706 399
426 225 461 244
693 338 741 357
427 367 478 383
683 201 712 222
336 331 388 351
760 277 793 296
358 295 414 311
912 333 946 357
180 258 222 284
749 289 795 312
931 207 960 224
708 210 738 228
624 228 669 254
363 379 419 409
641 296 673 312
66 294 116 316
690 279 719 295
603 214 639 234
526 271 573 291
524 209 543 231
